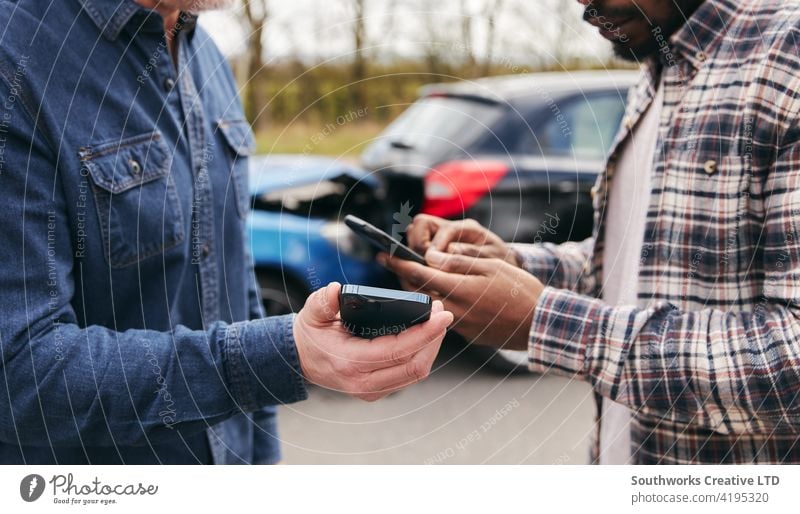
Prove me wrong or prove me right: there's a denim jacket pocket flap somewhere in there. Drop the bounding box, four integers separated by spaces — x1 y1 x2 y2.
80 132 172 194
217 119 256 156
78 131 184 268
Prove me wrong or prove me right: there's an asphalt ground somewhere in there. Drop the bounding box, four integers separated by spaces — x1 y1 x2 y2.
277 341 596 464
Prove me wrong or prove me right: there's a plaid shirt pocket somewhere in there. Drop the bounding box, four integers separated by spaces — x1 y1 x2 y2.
654 152 750 300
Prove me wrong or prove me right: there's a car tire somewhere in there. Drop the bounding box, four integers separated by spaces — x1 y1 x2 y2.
256 271 308 316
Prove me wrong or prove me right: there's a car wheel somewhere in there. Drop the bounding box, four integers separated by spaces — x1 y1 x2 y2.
256 272 308 316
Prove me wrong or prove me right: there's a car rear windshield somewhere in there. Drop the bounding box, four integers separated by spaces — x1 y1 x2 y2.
514 92 627 160
380 95 505 160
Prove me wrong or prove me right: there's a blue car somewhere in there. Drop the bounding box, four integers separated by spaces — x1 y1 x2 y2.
247 154 391 315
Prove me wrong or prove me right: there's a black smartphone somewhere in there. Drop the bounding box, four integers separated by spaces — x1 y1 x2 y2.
344 214 427 266
339 284 432 339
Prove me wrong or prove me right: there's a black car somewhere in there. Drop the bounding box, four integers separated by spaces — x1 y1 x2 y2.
362 70 637 245
361 71 637 372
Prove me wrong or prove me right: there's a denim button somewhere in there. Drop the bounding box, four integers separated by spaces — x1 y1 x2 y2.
164 77 176 91
128 159 141 175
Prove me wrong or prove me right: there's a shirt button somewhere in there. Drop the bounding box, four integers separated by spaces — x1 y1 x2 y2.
201 244 211 258
696 51 707 63
128 159 142 175
164 77 176 91
703 159 717 175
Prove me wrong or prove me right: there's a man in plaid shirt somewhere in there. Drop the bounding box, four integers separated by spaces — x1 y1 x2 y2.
381 0 800 463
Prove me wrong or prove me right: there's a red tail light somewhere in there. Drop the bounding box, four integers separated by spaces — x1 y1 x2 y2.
421 160 509 218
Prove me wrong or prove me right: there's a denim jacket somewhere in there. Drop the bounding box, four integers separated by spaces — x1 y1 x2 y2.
0 0 307 464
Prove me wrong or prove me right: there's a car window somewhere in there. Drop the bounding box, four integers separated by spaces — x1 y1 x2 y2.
518 93 626 159
377 96 505 159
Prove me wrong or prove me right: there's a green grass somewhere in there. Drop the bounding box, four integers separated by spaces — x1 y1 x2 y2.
254 121 386 159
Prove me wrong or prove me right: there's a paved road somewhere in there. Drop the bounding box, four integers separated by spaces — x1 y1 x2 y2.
277 343 596 464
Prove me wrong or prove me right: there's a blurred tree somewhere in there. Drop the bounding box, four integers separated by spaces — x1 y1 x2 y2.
241 0 270 131
481 0 505 76
416 0 456 77
550 0 587 65
377 0 401 62
222 0 618 132
458 0 478 74
349 0 369 107
509 0 590 69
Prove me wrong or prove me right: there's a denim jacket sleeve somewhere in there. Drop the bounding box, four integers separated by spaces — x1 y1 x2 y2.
0 82 307 448
243 182 284 465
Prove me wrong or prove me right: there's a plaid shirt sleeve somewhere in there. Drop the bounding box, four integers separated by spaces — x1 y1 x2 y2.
511 238 596 296
529 136 800 436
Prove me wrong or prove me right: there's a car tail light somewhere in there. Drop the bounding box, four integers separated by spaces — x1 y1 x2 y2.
421 160 509 218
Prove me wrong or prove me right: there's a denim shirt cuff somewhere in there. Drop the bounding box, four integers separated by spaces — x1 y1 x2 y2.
222 314 308 411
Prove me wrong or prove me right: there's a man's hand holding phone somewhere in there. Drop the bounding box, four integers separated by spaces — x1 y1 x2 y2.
405 214 523 267
293 282 453 401
378 215 544 351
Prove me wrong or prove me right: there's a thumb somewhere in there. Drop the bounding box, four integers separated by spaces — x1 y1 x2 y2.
302 282 341 325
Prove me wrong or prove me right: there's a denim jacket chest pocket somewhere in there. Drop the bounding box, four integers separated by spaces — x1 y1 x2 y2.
79 131 185 268
217 119 256 219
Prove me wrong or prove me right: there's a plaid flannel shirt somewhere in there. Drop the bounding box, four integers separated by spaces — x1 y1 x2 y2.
515 0 800 464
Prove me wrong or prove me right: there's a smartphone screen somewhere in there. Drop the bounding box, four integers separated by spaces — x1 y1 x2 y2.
344 215 427 266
